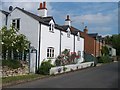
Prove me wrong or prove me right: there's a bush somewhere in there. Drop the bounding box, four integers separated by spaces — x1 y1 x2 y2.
37 60 54 75
63 66 67 72
2 59 22 69
98 56 112 63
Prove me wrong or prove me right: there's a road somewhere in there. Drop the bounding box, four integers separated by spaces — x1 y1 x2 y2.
5 62 119 88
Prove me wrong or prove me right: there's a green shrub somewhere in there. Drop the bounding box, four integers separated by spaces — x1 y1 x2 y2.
37 60 54 75
2 59 22 69
63 66 67 72
98 56 112 63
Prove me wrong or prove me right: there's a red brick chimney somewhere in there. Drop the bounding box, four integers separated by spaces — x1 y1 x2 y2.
84 26 88 33
43 2 46 9
38 2 47 17
38 3 42 10
38 2 47 10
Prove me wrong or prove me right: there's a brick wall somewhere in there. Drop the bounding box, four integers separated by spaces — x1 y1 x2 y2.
80 32 95 56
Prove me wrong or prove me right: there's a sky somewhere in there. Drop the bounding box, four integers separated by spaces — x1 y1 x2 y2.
0 0 119 36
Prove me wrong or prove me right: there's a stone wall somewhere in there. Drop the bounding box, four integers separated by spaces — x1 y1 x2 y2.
2 61 29 77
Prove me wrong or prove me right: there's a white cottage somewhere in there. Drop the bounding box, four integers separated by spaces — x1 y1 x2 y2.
0 10 9 29
6 2 84 73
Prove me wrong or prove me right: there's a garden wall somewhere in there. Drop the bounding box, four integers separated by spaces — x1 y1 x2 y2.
50 61 94 75
2 61 29 77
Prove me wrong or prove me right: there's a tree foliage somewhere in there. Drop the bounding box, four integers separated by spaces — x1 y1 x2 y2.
1 26 30 60
101 46 109 56
104 34 120 56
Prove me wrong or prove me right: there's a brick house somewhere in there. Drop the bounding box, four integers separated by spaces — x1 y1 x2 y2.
80 26 105 57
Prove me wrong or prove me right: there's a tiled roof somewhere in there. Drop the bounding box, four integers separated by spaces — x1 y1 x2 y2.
88 33 103 40
70 26 80 35
42 16 55 23
60 25 80 35
10 7 83 37
0 10 9 15
88 33 98 38
15 7 48 25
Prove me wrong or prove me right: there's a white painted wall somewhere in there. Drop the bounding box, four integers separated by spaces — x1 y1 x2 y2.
0 12 6 29
7 8 39 50
38 9 47 17
106 45 116 56
112 48 116 56
40 24 60 65
61 30 74 52
75 36 84 62
7 8 40 73
50 61 94 75
6 8 85 73
65 20 71 26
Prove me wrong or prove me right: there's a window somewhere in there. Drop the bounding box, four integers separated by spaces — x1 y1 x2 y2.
49 24 54 32
77 32 80 41
12 19 20 30
67 30 70 38
47 47 54 58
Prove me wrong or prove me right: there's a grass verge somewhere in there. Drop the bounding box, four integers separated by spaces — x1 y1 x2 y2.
2 74 47 87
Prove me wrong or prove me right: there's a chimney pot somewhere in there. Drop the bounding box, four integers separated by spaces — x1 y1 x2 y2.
84 26 88 33
40 3 42 9
43 2 46 9
67 15 70 20
38 2 47 17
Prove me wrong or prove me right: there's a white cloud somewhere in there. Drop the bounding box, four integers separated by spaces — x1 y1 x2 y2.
71 13 113 26
70 8 118 35
90 27 112 33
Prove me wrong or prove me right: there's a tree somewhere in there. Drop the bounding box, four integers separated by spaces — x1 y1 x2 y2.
101 46 109 56
104 34 120 56
1 26 30 60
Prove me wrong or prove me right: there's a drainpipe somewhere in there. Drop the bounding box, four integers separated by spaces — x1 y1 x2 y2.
73 35 75 52
28 43 31 73
38 22 41 71
99 39 100 56
95 39 96 57
59 30 62 55
6 15 8 26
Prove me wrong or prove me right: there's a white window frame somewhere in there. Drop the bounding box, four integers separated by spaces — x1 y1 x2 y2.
67 28 71 38
49 23 54 32
12 19 20 30
67 31 71 38
47 47 54 58
77 32 80 41
49 20 55 33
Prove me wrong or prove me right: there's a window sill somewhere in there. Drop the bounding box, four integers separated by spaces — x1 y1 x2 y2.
49 31 54 33
47 57 55 59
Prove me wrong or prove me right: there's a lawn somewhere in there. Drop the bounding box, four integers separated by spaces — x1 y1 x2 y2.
2 74 46 84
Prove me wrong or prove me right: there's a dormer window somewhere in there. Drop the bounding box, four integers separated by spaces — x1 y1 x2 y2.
67 31 70 38
67 28 71 38
49 20 55 33
77 32 80 41
49 23 54 32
